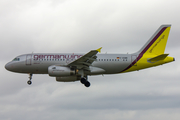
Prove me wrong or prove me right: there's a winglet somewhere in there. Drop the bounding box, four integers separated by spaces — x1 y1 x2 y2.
96 47 102 53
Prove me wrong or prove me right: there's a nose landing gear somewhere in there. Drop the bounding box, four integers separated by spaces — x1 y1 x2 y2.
27 73 33 85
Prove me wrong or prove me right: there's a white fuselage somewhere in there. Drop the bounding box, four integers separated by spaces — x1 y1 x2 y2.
5 53 133 75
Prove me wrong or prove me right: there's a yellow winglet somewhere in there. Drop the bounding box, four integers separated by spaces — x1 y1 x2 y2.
96 47 102 53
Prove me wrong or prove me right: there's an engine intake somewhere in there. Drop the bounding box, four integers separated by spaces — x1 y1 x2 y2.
48 66 76 77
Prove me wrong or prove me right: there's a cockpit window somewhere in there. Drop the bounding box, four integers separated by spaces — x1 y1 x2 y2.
13 58 20 61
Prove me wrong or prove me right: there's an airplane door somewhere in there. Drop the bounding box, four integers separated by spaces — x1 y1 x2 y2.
26 54 32 65
131 55 137 66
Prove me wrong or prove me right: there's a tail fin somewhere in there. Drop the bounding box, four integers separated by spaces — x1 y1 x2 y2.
138 25 171 55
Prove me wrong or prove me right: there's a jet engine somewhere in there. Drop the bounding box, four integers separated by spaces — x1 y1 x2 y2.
56 76 81 82
48 66 76 77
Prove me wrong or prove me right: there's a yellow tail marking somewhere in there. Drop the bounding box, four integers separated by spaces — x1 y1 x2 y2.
123 55 174 73
145 27 171 55
122 25 174 73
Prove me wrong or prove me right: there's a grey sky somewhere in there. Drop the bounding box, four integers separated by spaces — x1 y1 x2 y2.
1 0 180 120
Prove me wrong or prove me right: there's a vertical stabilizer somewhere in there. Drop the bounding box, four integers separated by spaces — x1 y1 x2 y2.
138 25 171 55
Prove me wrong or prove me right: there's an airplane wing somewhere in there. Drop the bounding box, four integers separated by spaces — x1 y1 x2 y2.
67 47 102 70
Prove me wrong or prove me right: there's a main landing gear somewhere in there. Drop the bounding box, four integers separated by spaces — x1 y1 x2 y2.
27 73 33 85
78 70 90 87
80 77 90 87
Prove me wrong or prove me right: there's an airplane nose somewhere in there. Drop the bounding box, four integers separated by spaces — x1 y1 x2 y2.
5 62 19 72
5 62 12 71
5 63 9 70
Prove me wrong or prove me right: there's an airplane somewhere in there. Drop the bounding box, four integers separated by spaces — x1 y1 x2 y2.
5 25 175 87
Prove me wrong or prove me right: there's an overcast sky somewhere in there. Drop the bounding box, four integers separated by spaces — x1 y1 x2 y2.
0 0 180 120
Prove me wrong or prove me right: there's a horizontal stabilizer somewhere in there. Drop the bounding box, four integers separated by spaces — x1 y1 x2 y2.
148 54 169 62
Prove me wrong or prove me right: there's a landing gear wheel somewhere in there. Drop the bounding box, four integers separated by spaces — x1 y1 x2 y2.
84 81 90 87
27 73 33 85
80 77 91 87
80 77 86 84
27 80 32 85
